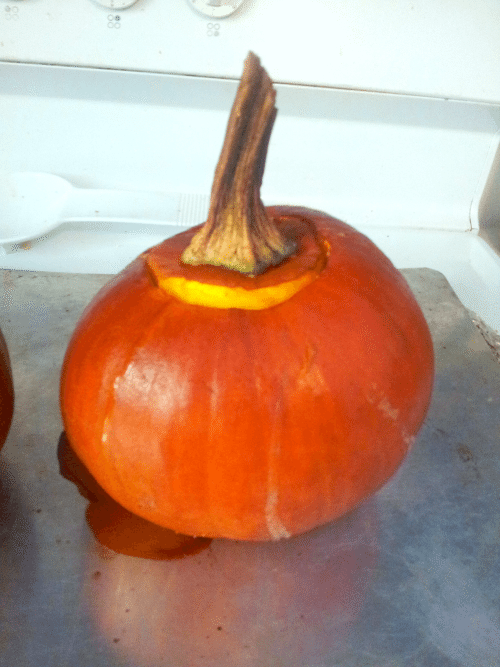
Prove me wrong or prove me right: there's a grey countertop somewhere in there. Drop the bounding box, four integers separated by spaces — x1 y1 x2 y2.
1 267 499 667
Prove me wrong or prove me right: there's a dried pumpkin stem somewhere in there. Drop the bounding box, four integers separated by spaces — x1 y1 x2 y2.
181 52 296 276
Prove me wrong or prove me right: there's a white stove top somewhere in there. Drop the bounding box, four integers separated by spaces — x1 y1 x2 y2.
1 0 500 103
1 1 499 330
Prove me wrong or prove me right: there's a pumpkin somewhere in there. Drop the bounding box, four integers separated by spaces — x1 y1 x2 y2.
60 53 434 541
58 431 212 560
0 328 14 450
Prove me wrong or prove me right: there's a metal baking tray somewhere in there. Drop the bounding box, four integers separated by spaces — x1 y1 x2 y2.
1 267 499 667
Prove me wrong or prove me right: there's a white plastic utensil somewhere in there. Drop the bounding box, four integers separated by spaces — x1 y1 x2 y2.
0 172 210 245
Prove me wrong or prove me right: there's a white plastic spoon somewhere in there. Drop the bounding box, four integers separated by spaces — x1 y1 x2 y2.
0 172 210 245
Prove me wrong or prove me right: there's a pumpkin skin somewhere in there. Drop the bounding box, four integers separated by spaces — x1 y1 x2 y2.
60 206 434 541
0 328 14 450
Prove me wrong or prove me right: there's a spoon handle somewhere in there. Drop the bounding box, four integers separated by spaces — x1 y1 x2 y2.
60 188 210 227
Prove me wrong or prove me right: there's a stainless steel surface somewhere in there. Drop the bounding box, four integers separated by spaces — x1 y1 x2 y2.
1 266 499 666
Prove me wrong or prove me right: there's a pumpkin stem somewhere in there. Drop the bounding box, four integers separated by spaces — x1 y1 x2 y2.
181 52 296 276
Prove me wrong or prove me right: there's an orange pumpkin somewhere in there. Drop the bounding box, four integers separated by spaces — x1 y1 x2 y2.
60 53 434 541
58 431 212 560
0 328 14 450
